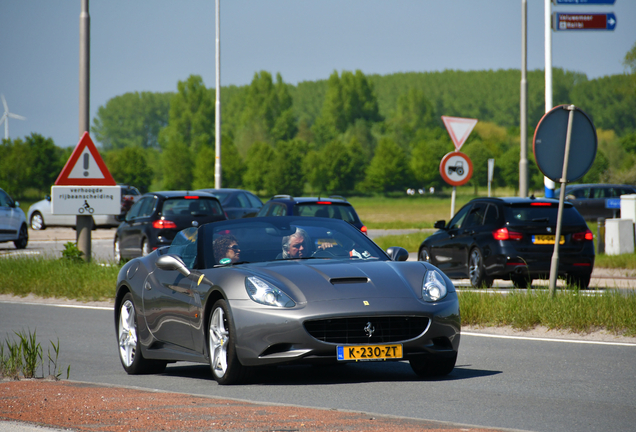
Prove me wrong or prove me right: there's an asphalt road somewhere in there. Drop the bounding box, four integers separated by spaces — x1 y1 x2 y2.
1 301 634 432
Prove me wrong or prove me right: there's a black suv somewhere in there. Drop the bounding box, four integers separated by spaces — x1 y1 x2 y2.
256 195 367 234
114 191 226 262
418 197 594 288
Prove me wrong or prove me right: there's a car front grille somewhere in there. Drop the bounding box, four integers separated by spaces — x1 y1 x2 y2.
304 316 429 344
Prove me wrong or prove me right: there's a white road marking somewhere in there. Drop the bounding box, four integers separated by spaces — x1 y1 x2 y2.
462 331 636 347
0 300 112 311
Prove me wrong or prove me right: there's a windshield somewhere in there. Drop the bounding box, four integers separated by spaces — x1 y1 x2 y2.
199 217 385 268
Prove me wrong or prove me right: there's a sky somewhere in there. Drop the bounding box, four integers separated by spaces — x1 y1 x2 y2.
1 0 635 149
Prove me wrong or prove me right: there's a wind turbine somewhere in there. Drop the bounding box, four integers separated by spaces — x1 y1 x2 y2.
0 94 26 140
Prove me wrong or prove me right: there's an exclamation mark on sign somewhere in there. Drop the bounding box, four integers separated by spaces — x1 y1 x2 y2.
83 153 89 177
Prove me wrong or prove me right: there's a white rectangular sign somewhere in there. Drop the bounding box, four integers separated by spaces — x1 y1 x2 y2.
51 186 121 215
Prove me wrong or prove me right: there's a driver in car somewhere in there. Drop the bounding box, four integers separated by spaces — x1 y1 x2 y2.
279 228 334 259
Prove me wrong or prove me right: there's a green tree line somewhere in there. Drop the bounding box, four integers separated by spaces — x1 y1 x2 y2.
3 42 636 199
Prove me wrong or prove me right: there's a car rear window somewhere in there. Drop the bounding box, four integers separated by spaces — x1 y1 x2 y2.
162 198 223 217
293 203 360 224
504 203 583 225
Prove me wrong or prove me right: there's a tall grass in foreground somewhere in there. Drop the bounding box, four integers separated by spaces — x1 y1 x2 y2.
460 289 636 336
0 256 119 301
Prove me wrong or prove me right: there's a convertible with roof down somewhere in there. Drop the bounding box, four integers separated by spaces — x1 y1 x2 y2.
114 216 460 385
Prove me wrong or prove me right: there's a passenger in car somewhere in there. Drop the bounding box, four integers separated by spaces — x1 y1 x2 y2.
213 234 241 264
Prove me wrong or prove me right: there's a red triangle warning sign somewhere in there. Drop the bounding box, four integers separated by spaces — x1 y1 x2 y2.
442 116 478 151
55 132 116 186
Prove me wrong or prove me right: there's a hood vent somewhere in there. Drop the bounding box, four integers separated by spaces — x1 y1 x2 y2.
329 277 369 285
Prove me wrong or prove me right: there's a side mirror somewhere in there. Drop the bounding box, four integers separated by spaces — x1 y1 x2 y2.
386 246 409 262
13 201 20 208
156 254 191 277
46 195 52 202
434 220 446 229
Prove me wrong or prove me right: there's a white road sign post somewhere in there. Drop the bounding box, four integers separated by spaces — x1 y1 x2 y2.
53 132 120 262
488 158 495 197
441 116 478 218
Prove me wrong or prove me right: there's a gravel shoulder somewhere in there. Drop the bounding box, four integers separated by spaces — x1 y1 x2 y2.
0 380 508 432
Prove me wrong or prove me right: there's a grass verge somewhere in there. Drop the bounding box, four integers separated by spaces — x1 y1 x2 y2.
0 256 119 301
460 289 636 337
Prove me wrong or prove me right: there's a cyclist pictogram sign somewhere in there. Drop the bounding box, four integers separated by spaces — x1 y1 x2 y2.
51 132 120 215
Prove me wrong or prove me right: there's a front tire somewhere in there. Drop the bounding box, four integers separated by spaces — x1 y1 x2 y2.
208 299 248 385
419 247 430 262
510 274 532 288
141 238 150 257
410 353 457 378
566 273 591 289
117 293 166 374
469 248 492 288
114 237 122 264
30 212 45 230
13 224 28 249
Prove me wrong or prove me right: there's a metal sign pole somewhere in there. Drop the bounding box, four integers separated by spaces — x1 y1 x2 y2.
548 105 576 296
78 0 91 263
450 186 456 219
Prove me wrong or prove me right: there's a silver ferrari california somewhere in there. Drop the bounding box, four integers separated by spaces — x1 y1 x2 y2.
114 216 460 385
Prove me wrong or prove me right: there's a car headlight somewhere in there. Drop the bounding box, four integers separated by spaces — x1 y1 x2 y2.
245 276 296 308
422 269 448 302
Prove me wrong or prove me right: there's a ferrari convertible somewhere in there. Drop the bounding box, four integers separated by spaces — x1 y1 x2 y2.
114 216 460 385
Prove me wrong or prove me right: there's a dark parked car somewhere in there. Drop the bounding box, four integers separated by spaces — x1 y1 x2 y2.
197 188 263 219
114 216 459 384
114 191 226 263
555 183 636 220
418 197 595 288
257 195 367 234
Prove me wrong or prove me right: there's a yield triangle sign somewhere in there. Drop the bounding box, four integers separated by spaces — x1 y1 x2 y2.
442 116 478 151
55 132 116 186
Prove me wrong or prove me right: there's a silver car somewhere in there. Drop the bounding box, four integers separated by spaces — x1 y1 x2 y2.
114 216 460 385
0 188 28 249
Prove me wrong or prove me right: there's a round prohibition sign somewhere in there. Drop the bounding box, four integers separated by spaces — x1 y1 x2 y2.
439 151 473 186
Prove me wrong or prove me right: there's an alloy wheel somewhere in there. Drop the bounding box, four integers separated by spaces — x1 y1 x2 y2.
209 306 229 378
118 300 137 367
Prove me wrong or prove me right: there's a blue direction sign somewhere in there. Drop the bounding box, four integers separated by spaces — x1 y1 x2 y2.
553 13 616 31
606 198 621 210
553 0 615 4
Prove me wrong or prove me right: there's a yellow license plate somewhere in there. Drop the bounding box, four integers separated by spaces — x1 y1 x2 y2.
532 235 565 245
337 344 403 361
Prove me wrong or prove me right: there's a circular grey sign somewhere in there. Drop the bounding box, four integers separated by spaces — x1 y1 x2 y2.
533 105 597 182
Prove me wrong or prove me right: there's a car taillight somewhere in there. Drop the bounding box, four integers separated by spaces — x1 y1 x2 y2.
493 227 523 241
153 219 177 229
360 225 367 235
572 229 593 242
